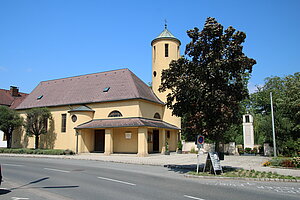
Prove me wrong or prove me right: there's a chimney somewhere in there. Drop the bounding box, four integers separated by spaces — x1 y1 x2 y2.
10 86 19 97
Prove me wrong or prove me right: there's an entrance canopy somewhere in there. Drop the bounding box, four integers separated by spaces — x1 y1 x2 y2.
75 117 179 130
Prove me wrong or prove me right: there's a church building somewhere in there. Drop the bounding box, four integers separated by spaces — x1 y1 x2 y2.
14 27 181 156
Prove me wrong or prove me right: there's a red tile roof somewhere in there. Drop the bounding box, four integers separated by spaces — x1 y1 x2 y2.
0 89 28 109
16 68 163 110
75 117 179 130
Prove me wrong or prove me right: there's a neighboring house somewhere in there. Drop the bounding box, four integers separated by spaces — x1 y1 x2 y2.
14 27 181 156
0 86 28 147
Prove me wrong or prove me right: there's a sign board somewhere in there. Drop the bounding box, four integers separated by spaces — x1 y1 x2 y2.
197 135 204 145
203 152 222 175
125 132 132 139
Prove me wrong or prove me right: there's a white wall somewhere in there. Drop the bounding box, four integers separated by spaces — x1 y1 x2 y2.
0 130 7 147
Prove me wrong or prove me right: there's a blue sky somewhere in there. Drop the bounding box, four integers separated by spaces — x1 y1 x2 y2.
0 0 299 94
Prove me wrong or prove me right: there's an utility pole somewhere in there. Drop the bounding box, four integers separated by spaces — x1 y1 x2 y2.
270 92 277 157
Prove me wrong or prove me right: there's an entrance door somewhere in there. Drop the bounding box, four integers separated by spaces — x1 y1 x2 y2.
94 130 105 152
153 130 159 152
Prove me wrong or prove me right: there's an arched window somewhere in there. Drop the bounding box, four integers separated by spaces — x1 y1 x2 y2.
154 113 161 119
108 110 123 117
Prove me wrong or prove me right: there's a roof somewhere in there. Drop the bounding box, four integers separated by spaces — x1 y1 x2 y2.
0 89 28 109
151 27 181 46
68 105 94 112
75 117 180 130
16 68 163 110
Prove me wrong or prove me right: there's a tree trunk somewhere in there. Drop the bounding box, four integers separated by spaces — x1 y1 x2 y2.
215 140 220 153
6 133 12 149
35 135 39 149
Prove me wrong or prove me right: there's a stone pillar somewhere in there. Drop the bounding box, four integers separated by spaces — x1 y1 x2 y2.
138 128 148 157
104 129 113 155
242 114 254 149
160 129 166 154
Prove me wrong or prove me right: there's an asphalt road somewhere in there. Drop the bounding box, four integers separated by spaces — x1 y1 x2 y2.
0 157 299 200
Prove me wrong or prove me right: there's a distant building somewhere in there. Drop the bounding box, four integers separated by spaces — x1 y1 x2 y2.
0 86 28 147
14 26 181 156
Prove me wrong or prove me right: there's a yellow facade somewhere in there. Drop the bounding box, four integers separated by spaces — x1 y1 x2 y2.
14 99 179 155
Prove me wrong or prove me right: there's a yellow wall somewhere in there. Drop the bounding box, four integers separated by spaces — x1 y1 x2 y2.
113 128 138 153
90 100 139 119
138 100 164 119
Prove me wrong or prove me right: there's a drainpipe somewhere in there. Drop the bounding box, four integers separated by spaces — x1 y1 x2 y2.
75 130 79 154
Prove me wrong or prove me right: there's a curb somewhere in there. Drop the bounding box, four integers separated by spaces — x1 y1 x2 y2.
184 174 300 182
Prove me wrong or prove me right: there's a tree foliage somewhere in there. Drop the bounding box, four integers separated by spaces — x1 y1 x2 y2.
159 17 256 150
0 106 23 148
250 72 300 156
24 107 52 149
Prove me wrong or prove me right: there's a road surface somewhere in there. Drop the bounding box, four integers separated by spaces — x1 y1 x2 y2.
0 157 299 200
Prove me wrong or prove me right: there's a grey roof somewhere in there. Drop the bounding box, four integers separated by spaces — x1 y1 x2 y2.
16 68 163 110
75 117 180 130
68 105 94 112
151 28 181 45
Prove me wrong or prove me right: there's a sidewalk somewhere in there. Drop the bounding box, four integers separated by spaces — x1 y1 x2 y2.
1 153 299 177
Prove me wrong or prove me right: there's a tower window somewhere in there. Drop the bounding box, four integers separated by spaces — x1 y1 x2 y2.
154 46 156 62
165 43 169 57
245 115 250 123
153 71 157 77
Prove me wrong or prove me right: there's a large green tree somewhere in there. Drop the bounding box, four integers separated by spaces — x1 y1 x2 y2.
250 73 300 156
0 106 23 148
24 107 52 149
159 17 256 151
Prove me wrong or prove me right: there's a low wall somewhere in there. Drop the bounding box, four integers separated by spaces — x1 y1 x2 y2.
182 141 237 155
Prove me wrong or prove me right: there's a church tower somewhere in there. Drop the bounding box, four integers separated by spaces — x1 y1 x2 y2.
151 25 181 128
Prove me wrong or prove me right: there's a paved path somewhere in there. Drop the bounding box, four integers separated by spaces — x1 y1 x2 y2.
1 153 299 177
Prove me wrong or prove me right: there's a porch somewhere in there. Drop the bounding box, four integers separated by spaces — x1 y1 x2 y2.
75 117 180 156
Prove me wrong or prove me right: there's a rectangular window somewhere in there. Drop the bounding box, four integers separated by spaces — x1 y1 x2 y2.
167 131 170 139
245 115 250 123
165 43 169 57
61 114 67 132
153 46 156 62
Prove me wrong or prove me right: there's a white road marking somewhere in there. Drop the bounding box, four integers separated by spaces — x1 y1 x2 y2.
44 168 70 173
97 176 136 186
184 195 205 200
11 197 29 200
2 164 24 167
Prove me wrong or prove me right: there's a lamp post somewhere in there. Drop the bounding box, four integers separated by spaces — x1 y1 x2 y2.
270 92 277 157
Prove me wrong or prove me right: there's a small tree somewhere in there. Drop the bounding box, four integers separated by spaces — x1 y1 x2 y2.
159 17 256 152
24 107 52 149
0 106 23 148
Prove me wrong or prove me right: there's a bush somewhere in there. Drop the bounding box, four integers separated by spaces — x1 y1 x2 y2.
0 148 74 155
177 140 183 150
245 148 251 154
238 148 244 154
190 147 197 154
281 159 295 168
292 157 300 168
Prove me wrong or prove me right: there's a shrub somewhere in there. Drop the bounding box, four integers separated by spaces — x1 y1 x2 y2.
177 140 183 150
190 147 197 154
0 148 73 155
238 148 244 154
292 157 300 168
245 148 251 154
281 159 295 168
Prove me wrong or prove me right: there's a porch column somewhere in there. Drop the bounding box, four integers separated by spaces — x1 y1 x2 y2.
104 129 113 155
161 129 166 154
137 128 148 157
